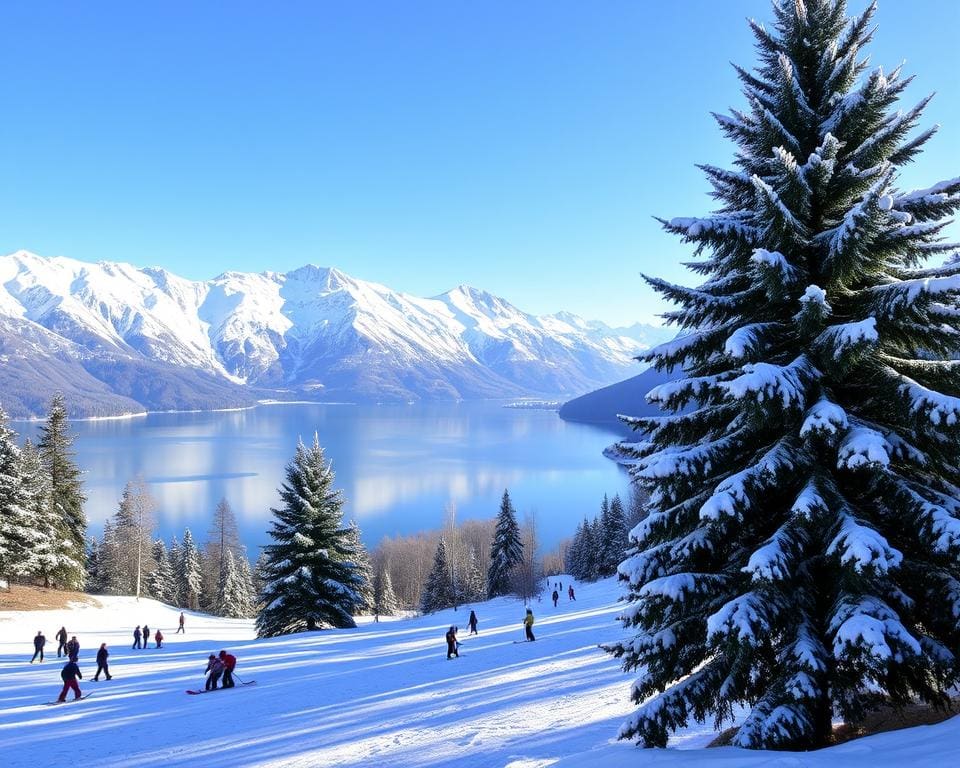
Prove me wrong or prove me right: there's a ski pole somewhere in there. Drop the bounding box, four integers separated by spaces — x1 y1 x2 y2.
233 673 247 684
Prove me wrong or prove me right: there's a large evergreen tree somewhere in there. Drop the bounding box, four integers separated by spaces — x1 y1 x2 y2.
599 493 628 577
37 393 87 589
486 490 524 598
216 549 253 618
608 0 960 750
420 537 456 613
0 407 32 584
256 436 366 636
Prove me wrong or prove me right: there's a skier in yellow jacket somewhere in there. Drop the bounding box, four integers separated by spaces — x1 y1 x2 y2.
523 608 536 641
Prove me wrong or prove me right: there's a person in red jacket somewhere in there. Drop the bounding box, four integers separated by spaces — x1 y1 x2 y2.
154 629 164 649
218 650 237 688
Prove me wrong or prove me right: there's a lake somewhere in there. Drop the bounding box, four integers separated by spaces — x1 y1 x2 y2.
15 402 632 557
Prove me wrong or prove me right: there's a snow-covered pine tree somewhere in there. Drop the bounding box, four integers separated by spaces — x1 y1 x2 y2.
599 493 628 577
216 549 252 618
235 554 257 614
0 407 32 584
486 489 524 598
86 536 105 593
168 534 184 606
461 546 487 602
20 438 78 587
586 517 603 581
608 0 960 750
180 528 203 610
146 539 176 603
256 435 365 636
37 393 87 590
420 536 457 613
372 559 400 617
345 520 374 612
97 522 121 594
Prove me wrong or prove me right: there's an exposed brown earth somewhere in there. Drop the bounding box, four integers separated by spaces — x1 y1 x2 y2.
0 585 101 612
708 698 960 748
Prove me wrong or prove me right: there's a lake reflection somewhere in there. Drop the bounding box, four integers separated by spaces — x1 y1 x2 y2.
16 403 630 555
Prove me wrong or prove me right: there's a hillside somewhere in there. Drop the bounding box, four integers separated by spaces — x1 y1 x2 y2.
558 366 680 432
2 578 957 767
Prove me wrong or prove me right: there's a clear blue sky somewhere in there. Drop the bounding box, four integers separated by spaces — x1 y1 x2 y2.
1 1 957 326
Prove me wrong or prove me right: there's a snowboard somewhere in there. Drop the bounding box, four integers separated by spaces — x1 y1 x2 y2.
46 693 93 705
186 681 256 695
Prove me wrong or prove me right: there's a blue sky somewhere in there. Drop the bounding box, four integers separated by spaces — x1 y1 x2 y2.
1 0 957 326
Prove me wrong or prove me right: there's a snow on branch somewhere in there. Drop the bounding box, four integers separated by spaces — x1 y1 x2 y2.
827 514 902 574
800 399 849 439
719 355 818 408
830 596 921 662
699 439 796 521
724 322 780 359
837 426 891 469
743 517 805 582
791 479 827 518
890 368 960 426
870 274 960 309
707 591 771 644
814 317 878 357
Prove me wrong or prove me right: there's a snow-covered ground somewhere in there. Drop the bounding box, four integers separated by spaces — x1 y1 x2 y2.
1 577 956 767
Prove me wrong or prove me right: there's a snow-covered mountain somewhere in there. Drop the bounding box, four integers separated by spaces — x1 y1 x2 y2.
0 251 671 417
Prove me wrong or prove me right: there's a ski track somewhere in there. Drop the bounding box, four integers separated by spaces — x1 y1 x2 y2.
1 578 957 767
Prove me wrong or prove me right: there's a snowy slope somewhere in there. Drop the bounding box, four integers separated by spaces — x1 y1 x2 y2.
2 577 956 768
0 251 672 415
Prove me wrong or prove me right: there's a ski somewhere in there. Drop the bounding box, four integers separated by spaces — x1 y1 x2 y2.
45 693 93 705
186 681 256 695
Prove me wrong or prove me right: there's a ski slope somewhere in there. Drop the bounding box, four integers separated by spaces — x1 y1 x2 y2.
1 577 957 767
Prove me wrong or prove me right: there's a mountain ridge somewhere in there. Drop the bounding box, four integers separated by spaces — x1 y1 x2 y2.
0 251 673 417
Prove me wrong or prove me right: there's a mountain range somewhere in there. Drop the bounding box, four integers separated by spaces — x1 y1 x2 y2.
0 251 671 417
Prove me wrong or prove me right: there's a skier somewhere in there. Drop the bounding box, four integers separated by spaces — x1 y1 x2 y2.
568 585 575 601
93 643 112 681
559 581 563 591
177 612 185 634
445 626 459 659
552 589 559 607
143 625 151 648
56 658 83 702
132 626 142 650
55 626 68 658
523 608 536 641
31 631 46 663
467 610 478 635
155 629 164 649
66 636 80 662
204 654 223 691
218 650 237 688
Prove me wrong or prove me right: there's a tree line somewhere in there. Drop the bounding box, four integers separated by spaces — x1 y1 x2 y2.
86 483 258 619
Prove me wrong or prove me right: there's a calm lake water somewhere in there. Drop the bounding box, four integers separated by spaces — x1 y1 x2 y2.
16 402 631 556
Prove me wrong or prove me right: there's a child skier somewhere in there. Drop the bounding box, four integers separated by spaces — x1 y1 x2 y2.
204 654 224 691
467 610 478 635
445 626 459 659
66 636 80 662
154 629 164 649
57 658 83 702
523 608 536 641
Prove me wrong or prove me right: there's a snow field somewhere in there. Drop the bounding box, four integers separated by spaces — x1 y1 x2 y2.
1 577 958 767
